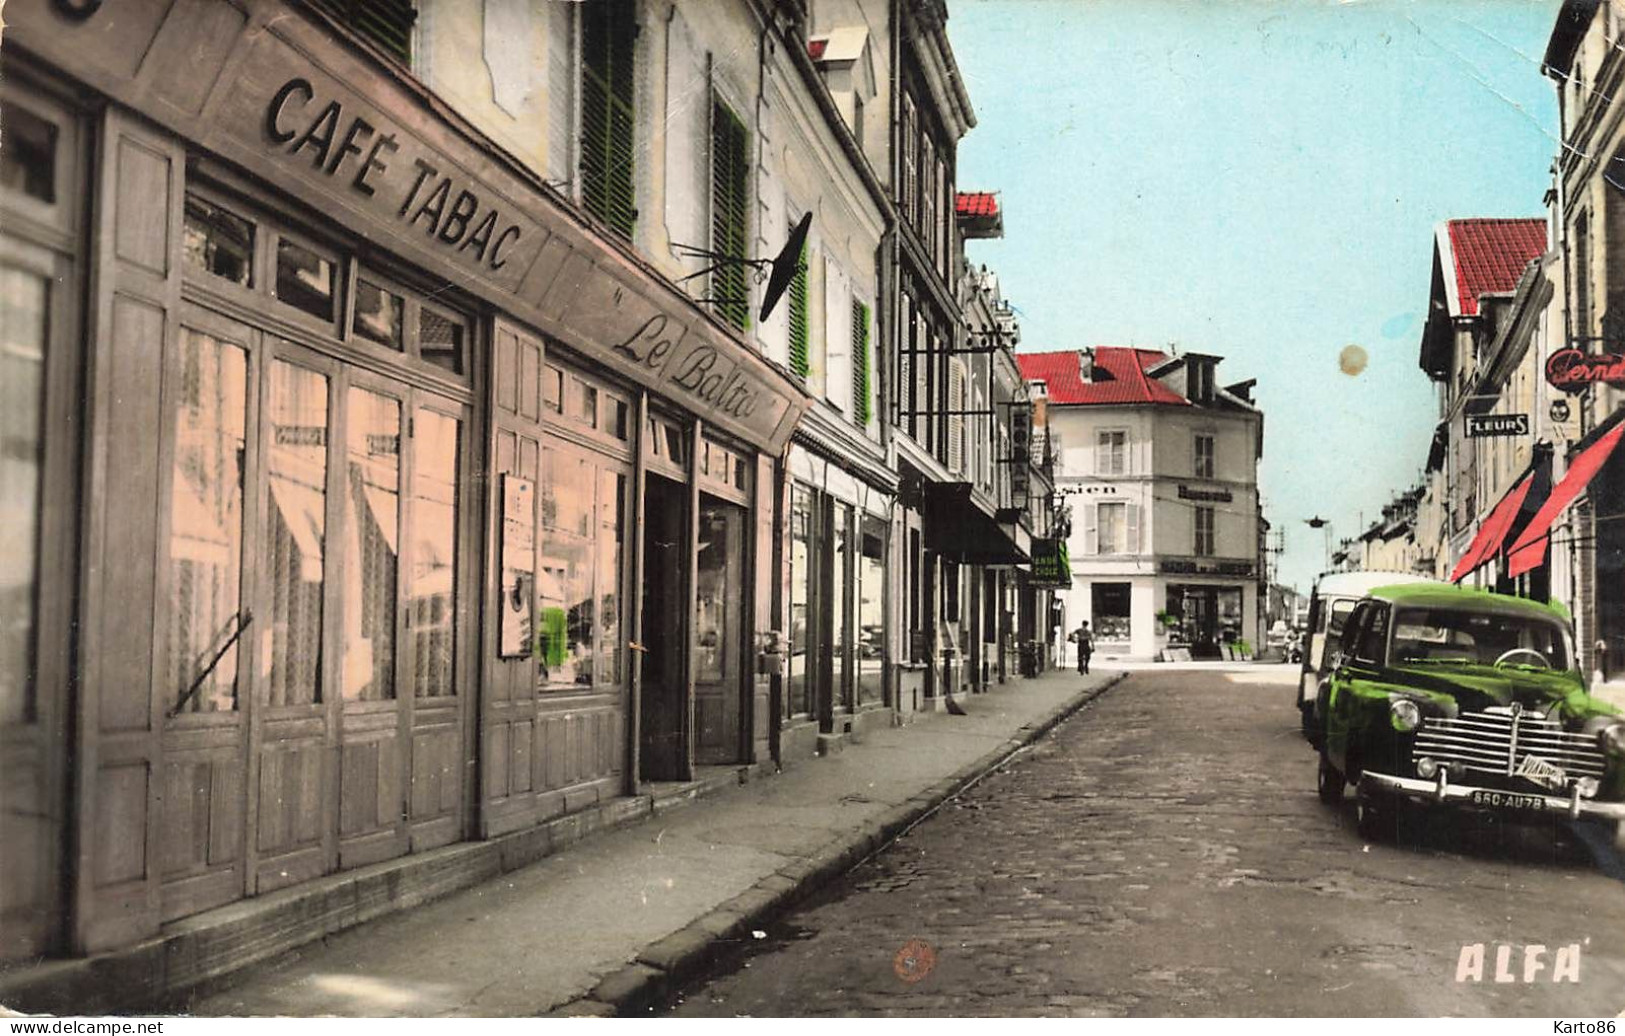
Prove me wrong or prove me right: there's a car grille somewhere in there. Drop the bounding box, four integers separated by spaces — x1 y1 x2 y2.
1413 708 1607 780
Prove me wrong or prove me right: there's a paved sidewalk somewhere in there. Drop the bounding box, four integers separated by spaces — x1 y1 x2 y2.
175 668 1124 1017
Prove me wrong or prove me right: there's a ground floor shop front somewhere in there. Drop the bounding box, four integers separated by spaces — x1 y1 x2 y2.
1063 571 1260 662
0 11 809 964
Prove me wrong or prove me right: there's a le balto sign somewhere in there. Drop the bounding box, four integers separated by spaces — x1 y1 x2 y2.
216 41 797 448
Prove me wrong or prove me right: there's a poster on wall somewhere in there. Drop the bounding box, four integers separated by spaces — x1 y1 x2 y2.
499 474 536 658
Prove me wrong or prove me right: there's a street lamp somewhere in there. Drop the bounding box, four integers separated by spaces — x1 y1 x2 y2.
1304 516 1333 572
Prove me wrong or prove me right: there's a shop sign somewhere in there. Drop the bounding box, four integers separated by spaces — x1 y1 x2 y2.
1177 485 1233 503
1030 538 1072 588
1159 557 1254 577
1465 413 1529 438
1546 349 1625 395
1060 484 1121 497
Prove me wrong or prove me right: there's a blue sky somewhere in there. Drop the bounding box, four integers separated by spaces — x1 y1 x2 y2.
947 0 1562 593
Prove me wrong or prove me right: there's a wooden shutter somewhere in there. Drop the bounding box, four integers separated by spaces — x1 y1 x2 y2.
1083 503 1098 556
546 0 576 188
1127 503 1141 554
581 0 637 238
1095 431 1109 476
711 99 750 331
851 300 871 428
311 0 416 64
947 359 966 474
901 95 917 226
788 233 810 376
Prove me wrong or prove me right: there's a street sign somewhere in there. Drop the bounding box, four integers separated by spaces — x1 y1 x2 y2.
1465 413 1530 438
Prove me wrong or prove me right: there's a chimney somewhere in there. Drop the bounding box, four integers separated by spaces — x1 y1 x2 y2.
1078 348 1094 381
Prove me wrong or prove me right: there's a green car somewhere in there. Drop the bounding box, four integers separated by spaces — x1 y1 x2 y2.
1313 583 1625 849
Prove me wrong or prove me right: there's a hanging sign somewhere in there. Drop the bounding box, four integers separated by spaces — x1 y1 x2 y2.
1466 413 1529 438
1546 349 1625 394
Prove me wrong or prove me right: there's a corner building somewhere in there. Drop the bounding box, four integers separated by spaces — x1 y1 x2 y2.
0 0 845 966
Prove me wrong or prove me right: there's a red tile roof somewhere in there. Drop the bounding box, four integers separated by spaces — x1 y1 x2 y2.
808 38 828 60
1016 348 1191 407
1445 219 1546 317
955 192 999 219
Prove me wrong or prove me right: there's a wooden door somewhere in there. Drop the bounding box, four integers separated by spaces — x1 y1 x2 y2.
694 498 744 764
639 475 689 779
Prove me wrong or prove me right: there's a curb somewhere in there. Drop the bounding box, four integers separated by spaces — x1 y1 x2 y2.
564 672 1128 1016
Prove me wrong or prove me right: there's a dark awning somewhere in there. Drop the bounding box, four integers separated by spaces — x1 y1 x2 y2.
921 481 1029 565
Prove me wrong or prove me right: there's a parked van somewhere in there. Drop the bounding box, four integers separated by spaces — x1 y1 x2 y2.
1297 570 1439 740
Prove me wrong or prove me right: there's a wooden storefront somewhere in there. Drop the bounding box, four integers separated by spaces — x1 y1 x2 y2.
1 0 808 961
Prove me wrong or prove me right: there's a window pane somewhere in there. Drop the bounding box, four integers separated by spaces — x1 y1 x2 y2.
607 398 629 440
343 388 400 701
353 279 404 350
695 503 741 684
0 106 56 204
183 196 254 287
411 408 460 697
275 238 334 321
788 486 812 717
597 469 624 685
574 379 598 426
166 329 248 715
543 365 564 412
858 527 884 706
419 308 464 375
538 448 594 689
0 267 48 724
266 361 329 707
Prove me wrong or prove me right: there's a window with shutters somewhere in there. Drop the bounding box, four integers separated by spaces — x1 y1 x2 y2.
710 98 751 332
787 232 810 377
851 299 872 428
1097 502 1126 555
581 0 637 239
310 0 417 65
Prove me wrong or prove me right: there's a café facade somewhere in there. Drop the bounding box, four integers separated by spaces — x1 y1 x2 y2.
1 0 811 970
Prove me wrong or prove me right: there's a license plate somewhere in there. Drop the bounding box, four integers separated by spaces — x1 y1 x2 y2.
1469 790 1548 813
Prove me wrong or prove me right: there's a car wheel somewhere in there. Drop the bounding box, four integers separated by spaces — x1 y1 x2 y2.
1316 750 1345 805
1356 788 1397 842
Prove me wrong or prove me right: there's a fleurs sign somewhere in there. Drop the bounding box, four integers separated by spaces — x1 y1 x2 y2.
1546 349 1625 394
1465 413 1529 438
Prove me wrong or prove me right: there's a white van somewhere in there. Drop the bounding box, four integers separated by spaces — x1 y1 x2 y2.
1296 570 1440 740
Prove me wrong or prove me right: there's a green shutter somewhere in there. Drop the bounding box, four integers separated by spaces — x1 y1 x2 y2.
310 0 417 64
581 0 637 238
851 300 871 426
710 99 750 332
787 237 809 377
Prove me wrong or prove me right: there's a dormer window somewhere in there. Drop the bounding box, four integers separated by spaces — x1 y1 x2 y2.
1188 357 1217 404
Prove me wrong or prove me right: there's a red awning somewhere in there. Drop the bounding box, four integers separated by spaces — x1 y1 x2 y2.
1506 421 1625 577
1449 471 1534 582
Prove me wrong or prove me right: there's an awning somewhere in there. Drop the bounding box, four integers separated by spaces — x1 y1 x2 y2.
921 481 1029 565
1029 537 1071 589
1448 471 1534 583
1506 419 1625 578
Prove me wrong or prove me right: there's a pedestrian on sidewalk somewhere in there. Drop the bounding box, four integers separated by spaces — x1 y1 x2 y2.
1070 620 1094 675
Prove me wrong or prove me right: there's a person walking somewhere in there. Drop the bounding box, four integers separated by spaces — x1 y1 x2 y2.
1071 620 1094 676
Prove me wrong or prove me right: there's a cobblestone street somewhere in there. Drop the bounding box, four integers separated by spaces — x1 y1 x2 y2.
666 668 1625 1017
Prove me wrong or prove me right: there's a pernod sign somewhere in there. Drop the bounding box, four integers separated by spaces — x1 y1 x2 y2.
1465 413 1529 438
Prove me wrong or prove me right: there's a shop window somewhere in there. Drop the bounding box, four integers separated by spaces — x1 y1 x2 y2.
539 448 595 689
580 0 637 238
184 195 255 288
1195 505 1216 557
0 105 56 204
1091 583 1131 642
274 236 336 322
342 387 400 701
831 503 852 710
164 328 249 715
0 265 47 723
788 485 813 718
542 364 564 413
597 468 625 685
418 305 464 375
265 360 330 707
710 97 751 332
857 524 885 706
412 407 460 697
353 278 404 350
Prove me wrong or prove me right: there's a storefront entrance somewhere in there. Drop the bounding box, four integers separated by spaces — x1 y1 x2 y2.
695 497 747 763
1166 584 1243 659
639 474 689 781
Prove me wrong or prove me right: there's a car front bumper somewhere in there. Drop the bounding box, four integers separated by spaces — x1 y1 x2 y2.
1360 770 1625 823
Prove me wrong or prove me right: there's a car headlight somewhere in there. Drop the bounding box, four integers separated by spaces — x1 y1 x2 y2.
1599 721 1625 759
1390 698 1423 732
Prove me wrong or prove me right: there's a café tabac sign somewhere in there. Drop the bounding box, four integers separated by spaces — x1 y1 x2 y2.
213 31 798 449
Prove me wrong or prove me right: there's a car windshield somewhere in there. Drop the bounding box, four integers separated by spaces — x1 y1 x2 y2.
1389 607 1569 670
